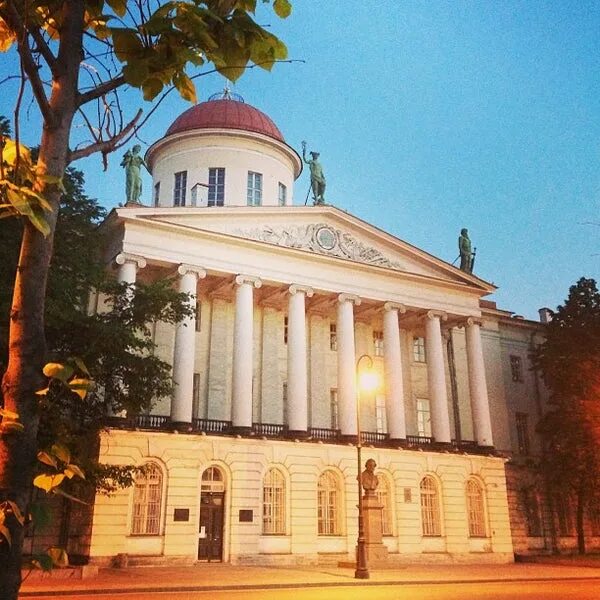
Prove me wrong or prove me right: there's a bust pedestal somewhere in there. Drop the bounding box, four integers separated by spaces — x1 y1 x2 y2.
360 491 388 563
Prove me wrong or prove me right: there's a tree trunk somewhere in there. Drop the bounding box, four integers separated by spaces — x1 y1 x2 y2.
576 490 586 555
0 4 84 595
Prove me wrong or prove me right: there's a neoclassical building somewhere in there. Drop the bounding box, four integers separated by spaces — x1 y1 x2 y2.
57 94 596 566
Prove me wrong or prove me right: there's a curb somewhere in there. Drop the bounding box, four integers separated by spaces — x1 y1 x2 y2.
20 574 600 597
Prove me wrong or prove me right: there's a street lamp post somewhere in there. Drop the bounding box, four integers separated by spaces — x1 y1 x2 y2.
355 354 376 579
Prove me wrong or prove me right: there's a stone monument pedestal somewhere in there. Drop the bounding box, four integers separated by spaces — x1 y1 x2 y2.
359 491 388 563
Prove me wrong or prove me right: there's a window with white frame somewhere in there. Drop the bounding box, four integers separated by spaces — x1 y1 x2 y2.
173 171 187 206
373 330 384 357
377 475 393 536
516 412 530 454
278 182 287 206
413 336 426 363
247 171 262 206
375 394 387 434
208 167 225 206
329 323 337 351
330 389 339 430
510 354 524 382
131 463 163 535
420 475 441 536
466 478 486 537
416 398 432 437
262 468 286 535
201 466 225 493
318 471 341 535
153 182 160 207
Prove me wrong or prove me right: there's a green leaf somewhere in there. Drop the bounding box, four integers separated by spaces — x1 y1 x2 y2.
142 78 164 101
26 207 51 237
69 378 93 399
64 464 85 480
43 362 74 382
47 546 69 567
0 408 18 419
273 0 292 18
33 473 65 493
123 61 149 87
51 443 71 464
111 28 144 62
52 488 89 505
173 72 197 103
37 451 58 469
72 357 91 377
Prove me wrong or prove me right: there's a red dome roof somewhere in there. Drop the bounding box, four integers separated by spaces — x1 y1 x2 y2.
166 99 284 142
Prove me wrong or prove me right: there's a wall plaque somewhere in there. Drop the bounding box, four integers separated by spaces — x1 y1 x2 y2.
174 508 190 522
239 509 253 523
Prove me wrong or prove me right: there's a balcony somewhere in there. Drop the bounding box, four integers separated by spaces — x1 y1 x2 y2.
104 415 494 455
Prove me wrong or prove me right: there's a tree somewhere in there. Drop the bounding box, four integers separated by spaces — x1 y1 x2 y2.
533 277 600 554
0 2 292 596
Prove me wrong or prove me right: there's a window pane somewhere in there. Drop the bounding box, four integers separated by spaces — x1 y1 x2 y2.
466 479 486 537
208 168 225 206
131 463 163 535
247 171 262 206
173 171 187 206
420 476 441 536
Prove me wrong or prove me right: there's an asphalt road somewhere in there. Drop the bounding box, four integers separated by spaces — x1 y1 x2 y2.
23 579 600 600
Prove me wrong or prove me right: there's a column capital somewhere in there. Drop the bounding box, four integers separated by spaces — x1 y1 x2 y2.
235 274 262 288
289 284 314 297
384 301 407 314
426 310 448 322
465 316 484 328
177 264 207 279
337 293 361 306
114 252 146 269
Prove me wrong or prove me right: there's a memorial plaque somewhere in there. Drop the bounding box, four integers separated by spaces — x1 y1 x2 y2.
239 509 253 523
174 508 190 522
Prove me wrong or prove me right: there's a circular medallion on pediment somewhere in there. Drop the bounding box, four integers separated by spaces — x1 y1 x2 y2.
314 225 337 251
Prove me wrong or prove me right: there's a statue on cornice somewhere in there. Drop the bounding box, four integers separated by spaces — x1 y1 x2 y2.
301 141 326 205
458 228 476 274
121 144 149 205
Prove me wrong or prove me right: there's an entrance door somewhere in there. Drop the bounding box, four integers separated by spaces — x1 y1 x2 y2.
198 492 224 561
198 466 225 562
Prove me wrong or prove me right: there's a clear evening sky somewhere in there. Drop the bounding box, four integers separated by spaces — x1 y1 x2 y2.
1 1 599 319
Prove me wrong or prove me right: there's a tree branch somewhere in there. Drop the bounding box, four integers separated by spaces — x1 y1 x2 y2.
27 25 57 72
0 3 55 126
68 109 142 163
77 75 125 107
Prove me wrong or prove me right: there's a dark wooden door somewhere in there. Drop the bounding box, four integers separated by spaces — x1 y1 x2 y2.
198 492 224 561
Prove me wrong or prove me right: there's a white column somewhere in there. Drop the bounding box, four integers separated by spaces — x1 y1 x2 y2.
383 302 407 440
337 293 361 436
115 252 146 286
465 318 494 446
171 264 206 424
425 311 451 443
287 285 313 434
232 274 262 431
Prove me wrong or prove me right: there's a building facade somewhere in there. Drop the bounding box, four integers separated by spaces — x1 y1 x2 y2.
64 95 597 566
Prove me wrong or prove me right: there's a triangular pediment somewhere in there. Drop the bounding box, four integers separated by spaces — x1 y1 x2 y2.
119 205 494 292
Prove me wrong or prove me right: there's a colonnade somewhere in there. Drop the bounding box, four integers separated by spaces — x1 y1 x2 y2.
115 254 494 447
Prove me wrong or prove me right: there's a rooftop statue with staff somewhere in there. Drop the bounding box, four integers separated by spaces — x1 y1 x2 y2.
121 144 150 205
301 140 326 205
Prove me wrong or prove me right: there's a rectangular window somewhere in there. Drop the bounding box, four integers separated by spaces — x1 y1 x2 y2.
173 171 187 206
195 300 202 333
375 394 387 434
278 182 287 206
413 336 426 363
417 398 432 437
510 354 524 382
330 389 339 430
153 182 160 207
373 330 384 357
516 412 530 455
284 316 288 344
556 494 573 536
329 323 337 351
208 167 225 206
247 171 263 206
192 373 201 419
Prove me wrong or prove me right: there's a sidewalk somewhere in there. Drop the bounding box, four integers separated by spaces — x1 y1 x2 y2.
19 561 600 597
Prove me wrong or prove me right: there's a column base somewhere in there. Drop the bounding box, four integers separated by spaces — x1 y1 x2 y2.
231 425 252 436
287 429 309 439
169 420 193 433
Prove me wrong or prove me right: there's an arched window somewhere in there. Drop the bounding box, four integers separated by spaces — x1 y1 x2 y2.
466 478 486 537
263 468 286 535
201 466 225 493
376 475 393 536
318 471 341 535
420 475 441 536
131 462 163 535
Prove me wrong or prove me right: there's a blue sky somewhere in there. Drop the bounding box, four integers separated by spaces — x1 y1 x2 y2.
2 1 599 318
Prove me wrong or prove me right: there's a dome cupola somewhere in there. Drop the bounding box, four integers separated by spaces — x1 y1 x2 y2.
146 91 301 209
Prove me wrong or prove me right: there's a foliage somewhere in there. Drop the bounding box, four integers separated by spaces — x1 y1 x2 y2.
533 277 600 553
